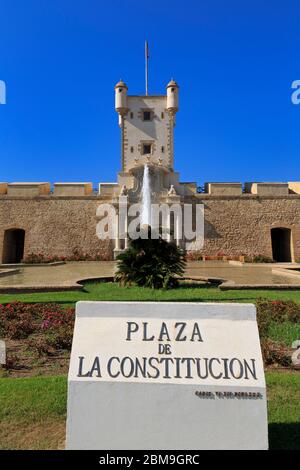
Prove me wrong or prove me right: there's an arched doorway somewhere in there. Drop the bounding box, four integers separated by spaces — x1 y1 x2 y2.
2 229 25 263
271 228 292 262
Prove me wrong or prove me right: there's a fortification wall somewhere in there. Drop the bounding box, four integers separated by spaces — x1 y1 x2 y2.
0 196 113 261
1 191 300 262
193 195 300 260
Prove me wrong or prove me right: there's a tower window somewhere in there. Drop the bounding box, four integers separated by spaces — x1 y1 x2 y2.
143 144 152 155
171 88 175 92
130 146 134 153
143 111 151 121
161 112 164 119
140 108 154 121
130 112 133 118
118 88 122 93
161 146 165 153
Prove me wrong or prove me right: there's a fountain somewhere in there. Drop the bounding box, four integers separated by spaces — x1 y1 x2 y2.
140 165 151 228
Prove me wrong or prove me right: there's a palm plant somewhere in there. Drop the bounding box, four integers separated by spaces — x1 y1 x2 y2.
115 230 186 289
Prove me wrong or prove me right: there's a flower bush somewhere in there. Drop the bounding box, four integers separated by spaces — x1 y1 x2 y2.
257 299 300 329
261 338 291 367
23 253 66 264
0 302 75 350
0 299 298 367
23 246 112 263
41 308 75 350
0 302 36 339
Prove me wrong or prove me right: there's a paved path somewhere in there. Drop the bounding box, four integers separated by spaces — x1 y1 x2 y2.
0 261 299 292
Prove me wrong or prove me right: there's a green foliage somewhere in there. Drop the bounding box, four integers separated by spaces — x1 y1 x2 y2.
3 283 300 305
0 375 67 422
244 254 274 263
267 372 300 449
256 299 300 337
268 321 300 346
115 233 186 289
256 299 300 366
41 308 75 350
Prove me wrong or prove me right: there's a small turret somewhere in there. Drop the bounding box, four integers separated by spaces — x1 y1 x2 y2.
166 79 179 113
114 80 128 115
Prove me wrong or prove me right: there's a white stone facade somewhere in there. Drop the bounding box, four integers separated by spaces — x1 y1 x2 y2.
123 96 172 171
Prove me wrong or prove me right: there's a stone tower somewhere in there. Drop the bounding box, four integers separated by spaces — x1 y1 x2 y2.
114 79 179 173
110 79 194 201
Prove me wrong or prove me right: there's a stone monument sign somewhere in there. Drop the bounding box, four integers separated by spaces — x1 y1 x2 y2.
66 301 268 449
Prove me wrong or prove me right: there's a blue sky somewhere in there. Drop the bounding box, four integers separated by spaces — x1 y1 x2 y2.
0 0 299 185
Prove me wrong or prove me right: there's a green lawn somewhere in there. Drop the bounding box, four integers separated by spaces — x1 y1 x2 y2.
1 283 300 345
1 283 299 449
2 281 300 306
0 372 299 449
267 372 300 450
0 375 66 450
268 321 300 346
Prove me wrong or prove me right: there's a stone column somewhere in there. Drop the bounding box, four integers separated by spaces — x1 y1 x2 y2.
114 210 120 251
175 213 181 247
118 194 128 251
166 209 171 243
124 211 129 249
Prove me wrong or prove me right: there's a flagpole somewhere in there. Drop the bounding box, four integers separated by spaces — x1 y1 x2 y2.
145 41 149 96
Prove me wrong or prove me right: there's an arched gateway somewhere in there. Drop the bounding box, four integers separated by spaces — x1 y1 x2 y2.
271 227 292 262
2 229 25 263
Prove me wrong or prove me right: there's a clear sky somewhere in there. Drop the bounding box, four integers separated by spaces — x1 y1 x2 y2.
0 0 299 186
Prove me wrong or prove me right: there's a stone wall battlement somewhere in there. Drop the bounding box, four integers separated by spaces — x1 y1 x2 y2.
1 181 300 198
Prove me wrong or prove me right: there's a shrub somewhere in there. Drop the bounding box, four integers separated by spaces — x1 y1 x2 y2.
261 339 291 367
27 337 56 356
185 251 202 261
41 308 75 350
256 299 300 334
185 252 245 262
2 353 19 370
44 328 73 350
245 254 274 263
115 229 186 289
0 302 75 350
23 246 112 263
23 253 65 264
0 302 36 339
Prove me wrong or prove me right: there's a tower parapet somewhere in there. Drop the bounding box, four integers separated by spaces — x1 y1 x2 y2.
114 80 128 115
166 79 179 114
